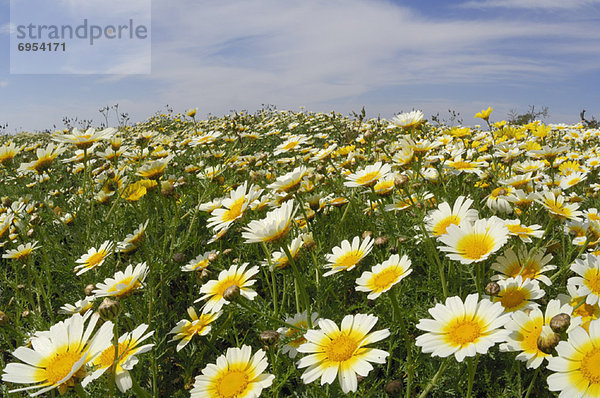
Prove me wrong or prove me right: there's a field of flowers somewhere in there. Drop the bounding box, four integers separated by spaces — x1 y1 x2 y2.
1 106 600 397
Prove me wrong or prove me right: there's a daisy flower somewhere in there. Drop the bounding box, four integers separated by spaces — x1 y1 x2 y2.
559 170 588 190
196 263 259 313
547 319 600 397
568 253 600 305
242 200 297 244
445 156 487 176
262 237 303 270
53 127 116 150
18 143 66 174
1 312 113 396
438 217 509 265
274 134 311 155
485 186 514 213
1 241 39 261
0 142 21 164
424 196 478 237
181 250 218 272
297 313 390 394
136 155 172 179
116 220 149 254
190 345 274 398
537 191 582 221
169 307 220 352
355 254 413 300
267 166 309 193
504 219 544 242
490 276 545 313
500 299 581 369
415 293 511 362
277 311 319 359
74 240 114 275
344 162 391 188
475 106 493 121
92 262 148 299
324 235 374 276
84 324 154 393
558 285 600 331
491 247 556 286
59 298 94 315
207 182 263 233
390 110 424 129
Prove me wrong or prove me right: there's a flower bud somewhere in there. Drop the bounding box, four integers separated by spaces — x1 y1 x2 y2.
389 246 398 254
394 175 409 187
362 231 373 240
98 297 121 321
301 233 317 251
485 282 501 297
374 236 388 247
173 252 186 263
223 285 240 302
537 325 560 354
307 195 321 211
259 330 279 346
84 284 96 296
384 380 403 397
550 313 571 334
0 310 9 326
161 180 176 196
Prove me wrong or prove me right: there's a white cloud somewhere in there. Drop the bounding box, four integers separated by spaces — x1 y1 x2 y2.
0 81 7 88
460 0 600 9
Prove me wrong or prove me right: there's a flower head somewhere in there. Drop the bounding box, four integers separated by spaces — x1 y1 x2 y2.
568 253 600 306
438 217 509 264
1 312 113 396
475 107 493 121
424 196 478 237
415 293 511 362
242 200 297 244
390 110 424 129
344 162 391 188
169 307 220 352
324 235 374 276
196 263 259 313
74 241 114 275
297 313 390 393
190 345 274 398
92 262 148 299
355 254 413 300
277 311 319 359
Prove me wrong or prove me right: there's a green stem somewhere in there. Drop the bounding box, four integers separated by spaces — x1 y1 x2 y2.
235 299 306 331
131 376 153 398
281 244 312 329
260 242 278 317
417 358 450 398
390 288 413 398
73 383 89 398
524 367 540 398
466 354 479 398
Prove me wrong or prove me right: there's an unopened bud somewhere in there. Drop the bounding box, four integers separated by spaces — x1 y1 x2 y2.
384 380 403 396
307 195 321 211
196 268 211 284
223 248 233 256
550 313 571 333
173 253 186 263
0 310 8 326
389 246 398 254
394 175 409 187
374 236 388 246
161 180 175 196
26 229 35 238
98 297 121 321
84 284 95 296
362 230 373 240
259 330 279 346
301 233 316 251
537 325 561 354
485 282 501 296
1 197 12 207
21 310 30 318
223 285 240 302
208 252 219 262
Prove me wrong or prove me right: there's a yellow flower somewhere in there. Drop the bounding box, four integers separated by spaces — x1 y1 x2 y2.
475 106 493 121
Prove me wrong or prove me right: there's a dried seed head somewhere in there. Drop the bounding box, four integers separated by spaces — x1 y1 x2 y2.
550 313 571 334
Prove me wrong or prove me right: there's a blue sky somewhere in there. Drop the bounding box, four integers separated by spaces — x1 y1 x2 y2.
1 0 599 132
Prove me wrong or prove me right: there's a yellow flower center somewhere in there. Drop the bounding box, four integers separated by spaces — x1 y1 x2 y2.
544 199 571 217
223 197 245 222
96 342 129 369
507 224 532 235
215 278 241 297
192 259 209 271
450 161 474 170
580 347 600 384
444 318 482 347
520 321 543 354
86 251 107 269
499 287 528 311
433 215 461 236
355 171 380 186
505 260 539 280
216 369 249 398
585 269 600 295
371 268 400 290
41 351 83 385
335 251 364 270
456 233 495 261
325 335 358 362
107 276 141 297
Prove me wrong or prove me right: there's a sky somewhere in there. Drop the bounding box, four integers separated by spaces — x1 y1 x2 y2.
1 0 600 132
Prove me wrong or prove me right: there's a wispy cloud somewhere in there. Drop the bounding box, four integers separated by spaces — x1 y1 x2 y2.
0 81 7 88
460 0 600 9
